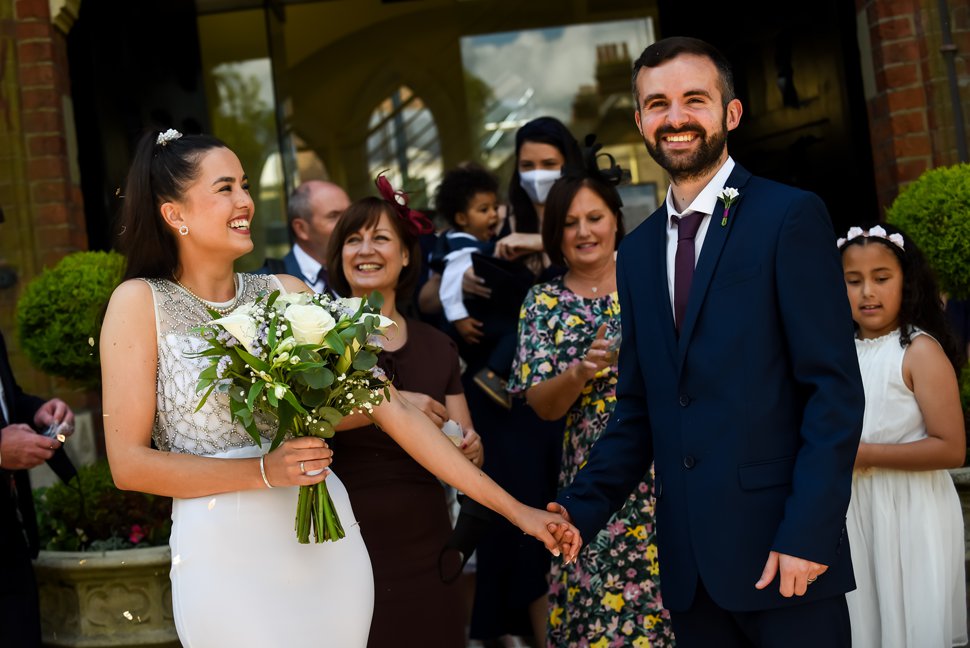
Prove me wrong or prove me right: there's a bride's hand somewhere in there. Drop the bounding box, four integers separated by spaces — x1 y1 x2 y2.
510 504 582 561
263 437 333 488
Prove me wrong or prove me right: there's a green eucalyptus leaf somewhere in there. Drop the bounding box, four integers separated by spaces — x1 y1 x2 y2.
317 407 344 425
352 350 378 371
303 367 335 389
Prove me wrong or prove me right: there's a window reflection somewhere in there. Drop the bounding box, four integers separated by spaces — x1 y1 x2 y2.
367 86 442 210
461 17 666 230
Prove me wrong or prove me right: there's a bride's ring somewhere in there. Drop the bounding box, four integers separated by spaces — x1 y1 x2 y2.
807 575 817 584
300 461 306 474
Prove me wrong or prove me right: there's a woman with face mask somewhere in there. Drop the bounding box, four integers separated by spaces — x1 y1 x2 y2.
493 117 585 266
456 118 583 648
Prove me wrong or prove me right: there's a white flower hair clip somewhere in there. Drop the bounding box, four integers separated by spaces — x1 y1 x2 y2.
837 225 905 250
156 129 183 147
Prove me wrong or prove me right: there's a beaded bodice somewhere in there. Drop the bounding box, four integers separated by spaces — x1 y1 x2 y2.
144 273 281 455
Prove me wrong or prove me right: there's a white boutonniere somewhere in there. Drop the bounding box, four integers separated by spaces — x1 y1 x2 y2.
717 187 740 226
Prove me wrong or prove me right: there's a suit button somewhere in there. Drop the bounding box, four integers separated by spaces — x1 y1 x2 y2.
679 394 690 407
683 455 696 469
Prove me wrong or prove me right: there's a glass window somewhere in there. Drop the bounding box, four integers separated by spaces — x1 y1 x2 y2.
197 10 285 269
461 17 665 230
366 86 442 210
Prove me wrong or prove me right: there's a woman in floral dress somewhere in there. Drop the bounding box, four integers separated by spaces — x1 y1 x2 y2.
508 146 675 648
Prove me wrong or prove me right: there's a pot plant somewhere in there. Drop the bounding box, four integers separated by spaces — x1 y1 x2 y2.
16 250 125 386
886 163 970 564
16 250 125 489
32 460 178 648
885 163 970 300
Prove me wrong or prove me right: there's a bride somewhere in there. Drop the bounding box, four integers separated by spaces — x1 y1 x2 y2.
100 130 579 647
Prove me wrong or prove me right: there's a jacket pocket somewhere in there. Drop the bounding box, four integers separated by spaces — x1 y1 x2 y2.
737 456 796 490
711 264 760 291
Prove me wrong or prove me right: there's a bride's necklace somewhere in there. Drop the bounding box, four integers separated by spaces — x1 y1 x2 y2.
174 275 240 316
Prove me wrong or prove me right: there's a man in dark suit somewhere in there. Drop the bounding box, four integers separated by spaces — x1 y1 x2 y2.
260 180 350 295
0 330 75 647
550 37 864 646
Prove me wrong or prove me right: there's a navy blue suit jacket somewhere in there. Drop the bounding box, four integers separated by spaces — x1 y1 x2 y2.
255 249 302 280
559 164 864 612
0 331 74 557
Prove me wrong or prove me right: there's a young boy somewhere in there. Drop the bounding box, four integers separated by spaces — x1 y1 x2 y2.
431 165 520 408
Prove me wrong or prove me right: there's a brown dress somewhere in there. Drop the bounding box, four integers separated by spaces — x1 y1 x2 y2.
333 319 466 648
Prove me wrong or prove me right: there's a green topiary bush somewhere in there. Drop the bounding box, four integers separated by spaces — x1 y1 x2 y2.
15 251 124 385
885 163 970 299
33 460 172 551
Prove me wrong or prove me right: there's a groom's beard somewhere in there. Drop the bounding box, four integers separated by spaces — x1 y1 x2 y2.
644 117 728 184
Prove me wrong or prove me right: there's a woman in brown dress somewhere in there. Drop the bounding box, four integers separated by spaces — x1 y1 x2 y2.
326 181 484 648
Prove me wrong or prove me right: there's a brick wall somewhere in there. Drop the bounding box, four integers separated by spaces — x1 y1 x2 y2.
0 0 88 404
858 0 970 212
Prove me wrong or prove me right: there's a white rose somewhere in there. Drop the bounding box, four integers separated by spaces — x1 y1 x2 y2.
211 311 259 353
286 304 336 346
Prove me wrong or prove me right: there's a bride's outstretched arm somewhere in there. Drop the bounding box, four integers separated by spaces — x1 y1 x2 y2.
369 386 579 556
100 280 332 498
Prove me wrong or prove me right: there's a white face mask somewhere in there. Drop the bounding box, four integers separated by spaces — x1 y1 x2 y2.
518 169 561 205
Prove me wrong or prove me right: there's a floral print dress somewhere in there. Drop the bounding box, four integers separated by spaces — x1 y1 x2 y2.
509 277 675 648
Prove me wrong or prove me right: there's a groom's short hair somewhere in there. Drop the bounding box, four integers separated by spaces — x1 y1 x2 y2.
632 37 736 109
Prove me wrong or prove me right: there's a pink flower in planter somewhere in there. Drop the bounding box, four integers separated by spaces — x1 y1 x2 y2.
129 524 146 545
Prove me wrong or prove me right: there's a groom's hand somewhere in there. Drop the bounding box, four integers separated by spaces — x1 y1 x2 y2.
545 502 582 564
755 550 829 597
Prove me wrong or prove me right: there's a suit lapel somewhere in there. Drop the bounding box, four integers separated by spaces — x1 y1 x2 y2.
643 206 678 365
677 165 753 368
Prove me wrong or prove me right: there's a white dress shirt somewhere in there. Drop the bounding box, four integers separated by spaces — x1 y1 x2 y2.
292 244 326 294
664 157 736 313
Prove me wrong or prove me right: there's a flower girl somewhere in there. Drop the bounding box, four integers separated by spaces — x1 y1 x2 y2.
838 223 967 648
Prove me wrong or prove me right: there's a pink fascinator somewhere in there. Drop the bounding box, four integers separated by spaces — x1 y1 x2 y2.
375 173 434 236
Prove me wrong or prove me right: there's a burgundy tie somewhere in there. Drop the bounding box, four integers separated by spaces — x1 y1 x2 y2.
672 212 705 332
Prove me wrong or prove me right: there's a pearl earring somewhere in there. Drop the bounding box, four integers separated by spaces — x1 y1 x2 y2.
178 225 189 236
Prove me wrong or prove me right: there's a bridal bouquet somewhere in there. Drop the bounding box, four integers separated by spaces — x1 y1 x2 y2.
192 291 392 543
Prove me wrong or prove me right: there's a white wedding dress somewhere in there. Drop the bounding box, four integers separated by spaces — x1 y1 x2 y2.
145 274 374 647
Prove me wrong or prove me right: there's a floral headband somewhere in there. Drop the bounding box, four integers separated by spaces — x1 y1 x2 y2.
837 225 905 250
374 173 434 236
156 128 183 147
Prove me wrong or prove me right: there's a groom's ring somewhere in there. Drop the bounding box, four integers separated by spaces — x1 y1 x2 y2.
300 461 306 474
807 576 817 584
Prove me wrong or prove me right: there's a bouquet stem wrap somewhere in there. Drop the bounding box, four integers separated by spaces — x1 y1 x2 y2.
292 420 345 543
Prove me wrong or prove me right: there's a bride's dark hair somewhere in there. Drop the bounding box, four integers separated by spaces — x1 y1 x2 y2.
118 130 227 281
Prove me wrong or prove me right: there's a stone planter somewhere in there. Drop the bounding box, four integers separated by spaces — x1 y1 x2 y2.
33 545 179 648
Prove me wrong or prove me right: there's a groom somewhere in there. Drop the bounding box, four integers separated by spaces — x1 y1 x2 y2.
550 37 864 646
